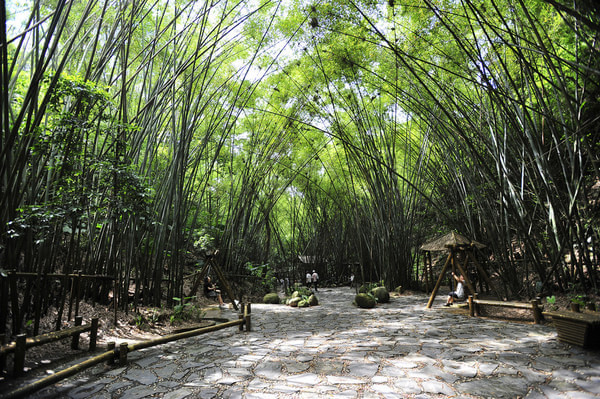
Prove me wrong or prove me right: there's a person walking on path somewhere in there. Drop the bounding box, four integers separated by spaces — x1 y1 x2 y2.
306 271 312 288
444 272 465 306
311 270 319 292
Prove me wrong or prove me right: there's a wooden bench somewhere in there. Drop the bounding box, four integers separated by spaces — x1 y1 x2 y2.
468 296 543 324
543 310 600 348
0 316 99 376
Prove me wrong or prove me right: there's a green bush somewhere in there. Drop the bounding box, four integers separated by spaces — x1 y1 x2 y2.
263 292 280 304
371 286 390 303
355 293 376 309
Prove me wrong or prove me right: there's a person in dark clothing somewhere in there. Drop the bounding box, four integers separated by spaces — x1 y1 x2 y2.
204 276 226 309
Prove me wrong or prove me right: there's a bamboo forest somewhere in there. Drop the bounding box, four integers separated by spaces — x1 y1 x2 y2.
1 0 599 337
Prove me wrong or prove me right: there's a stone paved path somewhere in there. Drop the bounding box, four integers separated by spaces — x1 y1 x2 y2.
35 288 600 398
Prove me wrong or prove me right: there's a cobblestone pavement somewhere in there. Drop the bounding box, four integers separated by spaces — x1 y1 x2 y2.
33 288 600 398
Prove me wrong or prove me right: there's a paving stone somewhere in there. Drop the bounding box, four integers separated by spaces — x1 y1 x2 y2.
421 380 455 396
27 287 598 399
393 378 422 394
371 384 403 398
65 381 105 399
162 388 194 399
574 379 600 394
286 372 320 386
120 385 168 399
456 375 529 398
123 368 157 385
442 360 478 378
326 375 364 384
312 359 344 374
254 361 283 379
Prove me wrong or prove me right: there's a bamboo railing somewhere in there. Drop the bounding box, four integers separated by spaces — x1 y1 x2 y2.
1 304 252 399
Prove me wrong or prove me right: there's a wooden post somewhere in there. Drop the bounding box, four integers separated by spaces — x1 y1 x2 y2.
89 318 99 350
468 296 474 317
455 255 476 297
0 274 8 337
14 334 26 376
238 303 245 332
75 270 82 317
244 304 251 332
531 299 542 324
468 252 501 299
426 252 452 308
68 273 75 322
0 334 6 372
9 272 19 335
106 342 116 366
113 278 118 326
423 252 430 293
71 316 83 350
119 342 128 366
210 260 239 311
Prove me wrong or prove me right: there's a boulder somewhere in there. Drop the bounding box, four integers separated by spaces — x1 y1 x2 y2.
288 297 301 307
355 293 376 309
263 292 280 304
308 294 319 306
298 300 310 308
371 286 390 303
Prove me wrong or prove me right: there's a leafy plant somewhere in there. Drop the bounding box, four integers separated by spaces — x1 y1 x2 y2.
170 296 202 324
246 262 277 293
571 295 586 307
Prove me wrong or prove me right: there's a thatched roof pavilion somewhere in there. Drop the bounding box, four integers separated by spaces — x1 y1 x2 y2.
420 231 486 252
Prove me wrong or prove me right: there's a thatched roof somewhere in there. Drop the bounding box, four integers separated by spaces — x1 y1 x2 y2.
420 231 486 252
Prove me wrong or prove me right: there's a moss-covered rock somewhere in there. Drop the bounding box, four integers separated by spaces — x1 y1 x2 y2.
370 286 390 303
288 297 301 307
394 285 404 294
291 291 301 298
298 300 310 308
308 294 319 306
355 293 376 309
263 292 280 304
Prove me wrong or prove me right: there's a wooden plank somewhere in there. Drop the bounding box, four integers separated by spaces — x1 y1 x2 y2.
473 300 532 309
543 311 600 325
0 324 94 355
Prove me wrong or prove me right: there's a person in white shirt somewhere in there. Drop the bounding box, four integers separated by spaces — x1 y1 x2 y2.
311 270 319 292
444 272 465 306
306 271 312 287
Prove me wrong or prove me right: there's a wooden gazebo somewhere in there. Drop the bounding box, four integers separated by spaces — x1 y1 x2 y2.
421 232 494 308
